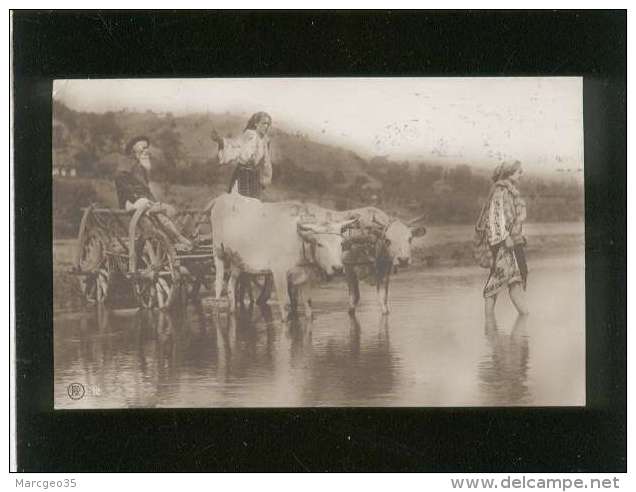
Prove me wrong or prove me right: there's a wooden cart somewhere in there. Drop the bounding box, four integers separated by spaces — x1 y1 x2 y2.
70 203 214 310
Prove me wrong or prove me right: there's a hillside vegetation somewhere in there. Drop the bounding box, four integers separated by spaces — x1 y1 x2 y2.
52 100 584 238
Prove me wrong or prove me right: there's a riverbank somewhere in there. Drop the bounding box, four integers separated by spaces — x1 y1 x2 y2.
413 231 583 269
53 222 584 312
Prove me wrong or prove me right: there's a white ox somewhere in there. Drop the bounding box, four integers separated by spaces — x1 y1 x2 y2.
210 189 355 320
280 203 427 314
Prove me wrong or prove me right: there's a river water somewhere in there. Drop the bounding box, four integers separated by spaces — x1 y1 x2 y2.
54 253 585 408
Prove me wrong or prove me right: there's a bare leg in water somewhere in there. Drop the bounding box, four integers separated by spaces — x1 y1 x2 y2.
485 293 497 319
509 283 529 315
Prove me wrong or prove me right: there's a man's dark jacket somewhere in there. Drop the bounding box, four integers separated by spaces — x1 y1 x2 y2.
114 159 156 209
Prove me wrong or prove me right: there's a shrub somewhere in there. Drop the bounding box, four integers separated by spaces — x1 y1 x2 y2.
53 179 99 238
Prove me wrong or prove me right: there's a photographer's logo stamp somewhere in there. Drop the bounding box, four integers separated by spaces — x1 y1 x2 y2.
67 383 85 400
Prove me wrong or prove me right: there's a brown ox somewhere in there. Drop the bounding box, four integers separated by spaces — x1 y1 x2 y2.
280 203 427 315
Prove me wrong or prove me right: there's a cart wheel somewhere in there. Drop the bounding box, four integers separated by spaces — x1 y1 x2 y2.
134 234 179 310
80 267 110 304
78 229 110 304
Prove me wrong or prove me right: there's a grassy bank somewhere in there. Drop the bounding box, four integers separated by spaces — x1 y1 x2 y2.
411 222 584 268
412 233 583 269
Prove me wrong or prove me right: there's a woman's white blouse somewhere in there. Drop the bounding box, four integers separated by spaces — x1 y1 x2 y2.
218 129 273 185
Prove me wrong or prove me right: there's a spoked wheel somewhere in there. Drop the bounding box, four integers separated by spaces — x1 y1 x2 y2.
77 229 110 304
80 267 110 304
134 234 180 310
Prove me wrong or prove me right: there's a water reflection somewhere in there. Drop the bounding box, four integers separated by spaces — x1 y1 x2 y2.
301 313 396 406
54 258 584 408
478 314 530 405
287 315 313 367
180 303 218 373
56 304 400 407
215 305 278 382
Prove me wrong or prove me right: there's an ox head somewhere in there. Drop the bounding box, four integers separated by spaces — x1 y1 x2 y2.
297 218 358 276
378 214 427 267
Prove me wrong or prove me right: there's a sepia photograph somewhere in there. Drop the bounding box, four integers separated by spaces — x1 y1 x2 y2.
51 77 585 409
12 8 628 473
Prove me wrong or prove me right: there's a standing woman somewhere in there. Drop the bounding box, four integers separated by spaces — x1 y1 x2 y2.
210 112 274 305
476 160 529 317
210 111 273 199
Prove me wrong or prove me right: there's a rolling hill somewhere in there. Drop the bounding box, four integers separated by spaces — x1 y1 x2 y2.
52 100 584 238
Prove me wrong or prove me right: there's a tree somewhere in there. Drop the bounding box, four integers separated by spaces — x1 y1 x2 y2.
52 100 77 131
52 123 68 149
448 164 473 192
90 111 124 152
74 149 98 176
152 127 183 181
353 174 369 188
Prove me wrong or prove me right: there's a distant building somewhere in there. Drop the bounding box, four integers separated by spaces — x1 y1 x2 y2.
52 149 79 178
52 118 80 178
52 163 78 178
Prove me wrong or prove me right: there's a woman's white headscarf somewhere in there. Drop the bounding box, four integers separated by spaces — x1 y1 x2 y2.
492 160 522 182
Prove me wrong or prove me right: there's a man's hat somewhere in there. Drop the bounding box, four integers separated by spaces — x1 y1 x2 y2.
125 135 150 155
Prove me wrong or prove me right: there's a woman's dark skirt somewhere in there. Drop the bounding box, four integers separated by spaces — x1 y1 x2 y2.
228 165 262 198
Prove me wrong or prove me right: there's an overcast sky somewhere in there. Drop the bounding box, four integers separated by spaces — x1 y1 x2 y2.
54 77 583 173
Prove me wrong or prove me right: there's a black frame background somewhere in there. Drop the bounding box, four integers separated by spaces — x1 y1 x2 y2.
12 10 626 472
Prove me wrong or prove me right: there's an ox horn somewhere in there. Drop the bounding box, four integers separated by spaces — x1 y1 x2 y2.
297 227 319 245
408 214 427 226
338 217 359 232
372 213 387 228
298 222 321 234
297 223 324 243
412 225 427 237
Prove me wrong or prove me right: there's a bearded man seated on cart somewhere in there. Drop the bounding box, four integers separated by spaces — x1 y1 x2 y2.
115 136 193 251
